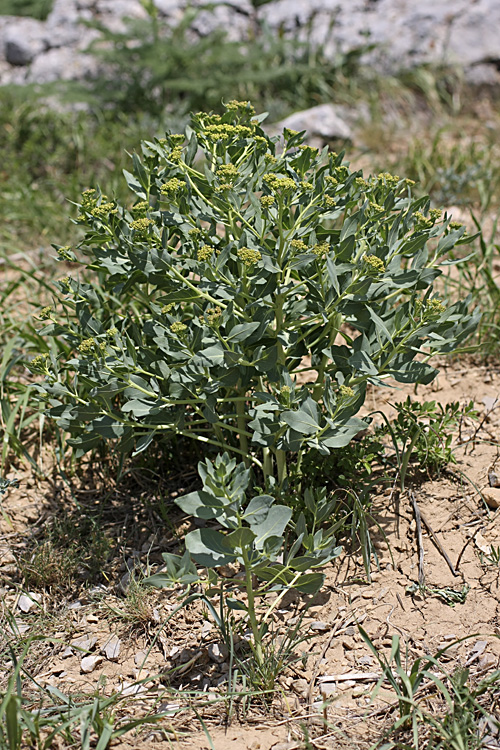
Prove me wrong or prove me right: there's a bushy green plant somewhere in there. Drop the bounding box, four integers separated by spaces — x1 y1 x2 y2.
82 4 368 119
380 397 477 479
146 451 340 680
36 101 478 486
0 0 52 20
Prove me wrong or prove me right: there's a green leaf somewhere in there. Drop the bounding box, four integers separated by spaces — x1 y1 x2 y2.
185 528 237 566
281 401 320 435
175 490 227 519
249 504 292 550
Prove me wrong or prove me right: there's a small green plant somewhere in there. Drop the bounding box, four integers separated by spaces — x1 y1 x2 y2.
360 630 500 749
146 451 341 686
0 0 52 19
38 101 478 487
379 397 477 484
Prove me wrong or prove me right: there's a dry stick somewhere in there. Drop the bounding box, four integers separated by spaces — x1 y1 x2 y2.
418 506 458 578
410 490 425 587
455 526 481 572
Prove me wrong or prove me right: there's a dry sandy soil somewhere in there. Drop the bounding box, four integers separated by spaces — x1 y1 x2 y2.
1 362 500 749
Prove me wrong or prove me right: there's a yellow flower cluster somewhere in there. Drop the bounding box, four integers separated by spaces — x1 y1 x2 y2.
325 175 338 187
262 174 296 193
204 307 222 325
260 195 275 208
339 384 355 398
161 303 174 314
79 338 95 355
57 245 73 261
30 354 49 372
39 306 52 320
216 164 239 182
312 242 329 257
237 247 262 266
290 239 307 251
161 178 183 195
205 124 253 143
132 201 150 214
171 321 187 334
378 172 400 189
324 196 336 208
413 211 433 230
90 201 117 218
363 254 386 274
301 181 313 191
168 145 183 163
197 244 213 261
355 177 369 191
225 100 255 114
130 217 154 235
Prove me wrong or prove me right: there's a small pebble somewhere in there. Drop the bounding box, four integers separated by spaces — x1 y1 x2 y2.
208 642 228 664
80 655 102 674
310 621 330 632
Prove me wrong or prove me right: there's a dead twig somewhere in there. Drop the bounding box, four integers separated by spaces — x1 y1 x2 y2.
410 490 425 587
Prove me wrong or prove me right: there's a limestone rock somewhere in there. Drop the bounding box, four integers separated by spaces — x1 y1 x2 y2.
4 18 46 66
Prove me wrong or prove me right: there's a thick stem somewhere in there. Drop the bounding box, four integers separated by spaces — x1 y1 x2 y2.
236 391 249 467
241 545 264 667
276 449 287 485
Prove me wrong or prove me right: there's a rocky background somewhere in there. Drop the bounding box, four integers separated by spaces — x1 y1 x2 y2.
1 0 500 89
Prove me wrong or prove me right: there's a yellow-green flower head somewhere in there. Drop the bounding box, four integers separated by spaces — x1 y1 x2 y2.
280 384 291 394
339 384 355 399
161 178 183 195
168 145 184 163
204 307 222 325
370 202 384 213
405 178 416 186
254 135 268 146
225 100 255 115
170 321 187 335
363 254 386 274
301 181 313 191
30 353 49 372
216 183 233 192
81 188 98 209
378 172 400 189
325 175 338 187
426 298 445 319
79 338 95 355
161 303 174 314
324 195 336 208
290 239 307 251
237 247 262 266
197 244 213 262
132 200 150 214
264 154 277 164
312 242 329 257
107 327 118 337
130 217 154 235
448 220 463 230
429 208 442 221
413 211 433 230
38 306 52 320
169 134 185 146
262 174 296 193
216 164 239 182
260 195 275 208
57 245 74 261
283 128 299 139
204 123 253 143
58 276 70 288
188 227 202 236
355 177 369 191
90 201 117 218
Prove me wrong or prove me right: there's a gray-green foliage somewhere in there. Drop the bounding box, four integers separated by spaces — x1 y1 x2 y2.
37 101 479 485
146 451 341 673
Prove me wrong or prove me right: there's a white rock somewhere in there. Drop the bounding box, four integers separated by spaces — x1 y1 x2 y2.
102 634 121 662
80 654 102 673
4 18 46 66
17 592 41 613
273 104 353 145
207 642 228 664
